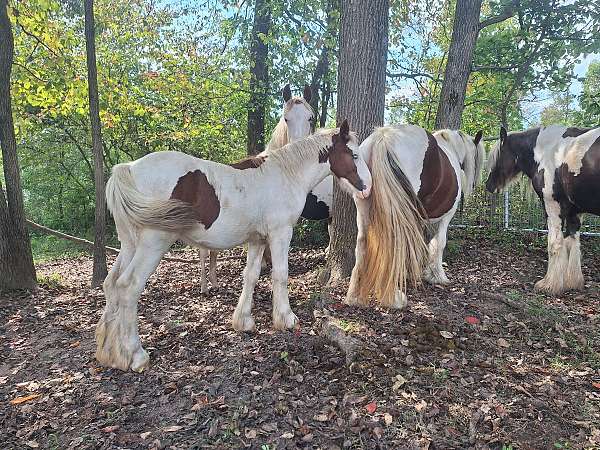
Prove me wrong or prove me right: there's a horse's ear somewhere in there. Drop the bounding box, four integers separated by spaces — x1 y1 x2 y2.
474 130 483 146
500 126 508 143
303 85 312 103
339 119 350 139
282 84 292 102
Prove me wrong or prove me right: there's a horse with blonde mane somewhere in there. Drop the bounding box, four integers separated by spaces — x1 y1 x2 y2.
97 120 371 372
346 124 484 308
197 84 314 293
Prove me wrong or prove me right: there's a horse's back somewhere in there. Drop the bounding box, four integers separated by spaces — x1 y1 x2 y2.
559 127 600 215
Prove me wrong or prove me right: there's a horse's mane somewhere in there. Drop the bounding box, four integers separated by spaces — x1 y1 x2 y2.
263 128 355 181
265 97 314 152
434 129 484 197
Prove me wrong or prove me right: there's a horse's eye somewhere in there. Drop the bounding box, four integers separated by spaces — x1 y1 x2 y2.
352 153 358 160
284 118 288 123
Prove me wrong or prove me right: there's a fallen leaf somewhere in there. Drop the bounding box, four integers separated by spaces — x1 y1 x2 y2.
25 441 39 449
498 338 510 348
102 425 120 433
245 428 257 439
440 331 454 339
415 399 427 412
10 394 41 405
69 340 80 348
592 382 600 390
365 401 377 414
314 413 328 422
392 374 407 391
281 432 294 439
163 425 183 432
140 432 152 440
465 316 480 325
383 413 393 426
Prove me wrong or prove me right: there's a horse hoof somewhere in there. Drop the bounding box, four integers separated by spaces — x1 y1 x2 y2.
534 278 565 296
130 348 150 373
391 291 408 310
232 315 256 332
273 311 298 330
343 296 368 307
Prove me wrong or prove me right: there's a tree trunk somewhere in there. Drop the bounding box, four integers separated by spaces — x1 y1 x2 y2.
247 0 272 156
84 0 108 287
0 0 37 291
434 0 483 129
309 0 339 125
327 0 389 283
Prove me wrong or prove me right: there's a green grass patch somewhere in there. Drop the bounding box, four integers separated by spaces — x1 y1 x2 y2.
31 234 88 263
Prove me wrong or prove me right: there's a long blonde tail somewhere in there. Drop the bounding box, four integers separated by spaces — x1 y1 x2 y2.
358 128 428 306
106 164 198 232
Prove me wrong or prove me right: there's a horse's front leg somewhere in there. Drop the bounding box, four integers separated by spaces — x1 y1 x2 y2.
232 242 265 331
535 199 567 295
198 247 209 293
563 213 584 291
345 196 371 306
269 227 298 330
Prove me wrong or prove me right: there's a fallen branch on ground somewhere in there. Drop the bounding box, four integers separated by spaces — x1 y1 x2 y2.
26 219 244 263
313 309 375 366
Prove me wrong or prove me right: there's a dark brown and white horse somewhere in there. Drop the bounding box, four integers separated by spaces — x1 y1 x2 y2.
198 84 314 292
486 124 600 295
346 124 484 308
97 121 371 372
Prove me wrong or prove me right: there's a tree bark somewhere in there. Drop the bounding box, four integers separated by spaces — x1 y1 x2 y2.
434 0 483 129
0 0 37 291
84 0 108 287
246 0 272 156
327 0 389 282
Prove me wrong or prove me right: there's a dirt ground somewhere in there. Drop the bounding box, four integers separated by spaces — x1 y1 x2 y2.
1 229 600 450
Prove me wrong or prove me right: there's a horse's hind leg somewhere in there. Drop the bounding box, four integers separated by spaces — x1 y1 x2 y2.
232 241 265 331
564 213 584 291
209 250 218 289
96 228 174 372
198 247 209 294
423 212 452 285
345 197 371 306
103 218 136 302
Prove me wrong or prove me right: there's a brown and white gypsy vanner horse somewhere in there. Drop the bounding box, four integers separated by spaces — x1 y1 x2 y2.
197 84 315 292
346 124 484 308
486 124 600 295
97 121 372 372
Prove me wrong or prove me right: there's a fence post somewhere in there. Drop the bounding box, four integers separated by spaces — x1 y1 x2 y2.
503 190 509 229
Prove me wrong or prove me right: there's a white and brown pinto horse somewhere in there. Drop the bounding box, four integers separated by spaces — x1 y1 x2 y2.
486 124 600 295
346 124 484 308
97 121 372 372
197 84 315 292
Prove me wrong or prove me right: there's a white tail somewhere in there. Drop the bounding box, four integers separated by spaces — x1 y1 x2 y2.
358 127 428 306
106 164 198 232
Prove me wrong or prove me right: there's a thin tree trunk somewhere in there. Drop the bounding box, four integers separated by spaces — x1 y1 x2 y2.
309 0 339 124
435 0 483 129
247 0 272 155
327 0 389 283
84 0 108 287
0 0 37 291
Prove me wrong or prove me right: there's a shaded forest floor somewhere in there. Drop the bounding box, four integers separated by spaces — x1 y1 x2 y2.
1 230 600 450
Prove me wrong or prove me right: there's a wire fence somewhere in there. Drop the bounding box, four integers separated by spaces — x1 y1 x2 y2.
452 179 600 236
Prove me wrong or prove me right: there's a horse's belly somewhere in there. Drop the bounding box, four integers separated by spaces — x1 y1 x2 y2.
561 135 600 215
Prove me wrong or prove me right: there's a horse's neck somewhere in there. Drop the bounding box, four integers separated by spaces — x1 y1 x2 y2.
266 119 288 151
262 138 331 193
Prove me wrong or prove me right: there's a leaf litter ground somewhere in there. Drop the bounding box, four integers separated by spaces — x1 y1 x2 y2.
1 230 600 449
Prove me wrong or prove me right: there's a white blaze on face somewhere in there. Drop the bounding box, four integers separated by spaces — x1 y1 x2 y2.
354 143 372 198
285 101 313 143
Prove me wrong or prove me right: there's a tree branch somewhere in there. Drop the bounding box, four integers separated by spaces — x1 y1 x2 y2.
479 3 516 29
387 71 436 81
